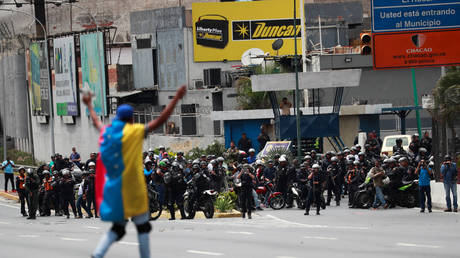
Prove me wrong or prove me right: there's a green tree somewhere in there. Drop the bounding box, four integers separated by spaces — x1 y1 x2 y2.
433 66 460 138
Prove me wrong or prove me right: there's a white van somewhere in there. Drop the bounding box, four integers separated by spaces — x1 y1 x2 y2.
380 135 412 157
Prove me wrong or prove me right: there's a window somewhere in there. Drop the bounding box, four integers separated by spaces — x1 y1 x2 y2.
214 120 221 135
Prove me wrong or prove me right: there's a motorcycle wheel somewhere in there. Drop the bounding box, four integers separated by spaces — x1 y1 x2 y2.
405 194 417 208
183 197 196 219
357 192 372 209
269 195 286 210
296 199 305 210
149 197 162 221
203 199 215 219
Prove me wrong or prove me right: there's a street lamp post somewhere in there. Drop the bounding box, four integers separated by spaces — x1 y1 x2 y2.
293 0 302 159
0 7 55 156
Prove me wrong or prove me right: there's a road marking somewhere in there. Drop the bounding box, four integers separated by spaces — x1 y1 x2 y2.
277 256 299 258
265 215 369 230
61 237 87 242
0 221 11 225
120 241 139 246
225 231 254 235
303 236 338 240
0 202 20 209
187 250 224 256
85 226 101 230
396 243 441 249
18 235 39 238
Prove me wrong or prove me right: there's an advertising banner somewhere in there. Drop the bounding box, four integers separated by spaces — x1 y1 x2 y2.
54 36 78 116
373 29 460 69
29 41 50 116
259 141 292 157
192 1 302 62
80 32 107 116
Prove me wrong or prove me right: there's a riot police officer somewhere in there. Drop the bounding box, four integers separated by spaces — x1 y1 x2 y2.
60 169 77 219
15 167 29 217
305 164 325 215
165 162 186 220
326 157 342 206
237 164 255 219
25 168 40 219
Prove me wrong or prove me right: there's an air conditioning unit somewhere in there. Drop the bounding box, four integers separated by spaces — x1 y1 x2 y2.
194 79 204 89
203 68 221 87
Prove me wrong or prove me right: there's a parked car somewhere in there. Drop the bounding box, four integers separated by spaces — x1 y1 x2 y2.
380 135 411 157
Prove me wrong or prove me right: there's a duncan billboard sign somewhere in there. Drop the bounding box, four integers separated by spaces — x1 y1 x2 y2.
192 1 302 62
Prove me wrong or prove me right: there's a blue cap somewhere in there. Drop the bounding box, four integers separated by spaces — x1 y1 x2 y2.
116 104 134 120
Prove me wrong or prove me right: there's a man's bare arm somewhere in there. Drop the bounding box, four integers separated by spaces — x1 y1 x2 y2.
82 92 103 131
147 85 187 132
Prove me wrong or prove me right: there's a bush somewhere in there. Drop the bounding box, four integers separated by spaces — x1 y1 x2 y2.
0 148 38 166
214 191 236 212
185 141 226 160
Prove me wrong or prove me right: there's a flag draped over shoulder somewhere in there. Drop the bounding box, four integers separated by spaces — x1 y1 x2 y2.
95 119 148 222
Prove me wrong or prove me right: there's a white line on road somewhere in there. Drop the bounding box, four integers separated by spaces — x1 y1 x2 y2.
396 243 441 249
225 231 254 235
0 221 11 225
187 250 224 256
61 237 87 242
18 235 39 238
303 236 338 240
119 241 139 246
85 226 101 230
265 214 369 230
0 202 20 210
277 256 299 258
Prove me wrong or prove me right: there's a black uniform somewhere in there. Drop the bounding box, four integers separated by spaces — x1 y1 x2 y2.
25 172 40 219
15 174 29 216
165 168 186 220
60 177 77 218
326 163 342 205
305 171 325 215
239 170 254 217
346 169 364 207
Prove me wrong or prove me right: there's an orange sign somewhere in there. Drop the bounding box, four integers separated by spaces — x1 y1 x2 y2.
373 29 460 69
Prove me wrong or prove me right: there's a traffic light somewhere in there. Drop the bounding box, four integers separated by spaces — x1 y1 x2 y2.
360 33 372 55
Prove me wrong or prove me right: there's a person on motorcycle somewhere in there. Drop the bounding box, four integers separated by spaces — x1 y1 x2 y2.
304 164 325 216
415 148 429 165
415 160 432 213
208 159 223 192
310 150 320 163
400 157 417 182
347 161 364 208
393 138 407 155
174 152 187 168
369 159 388 209
144 160 155 184
273 154 281 169
165 162 186 220
237 164 255 219
326 157 342 206
247 149 257 164
263 160 276 182
188 163 213 216
154 161 168 207
358 152 371 173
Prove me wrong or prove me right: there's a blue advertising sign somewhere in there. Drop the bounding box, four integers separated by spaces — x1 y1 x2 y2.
372 0 460 32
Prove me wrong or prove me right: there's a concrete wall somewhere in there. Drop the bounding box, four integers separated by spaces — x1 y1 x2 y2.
323 115 359 152
430 181 459 209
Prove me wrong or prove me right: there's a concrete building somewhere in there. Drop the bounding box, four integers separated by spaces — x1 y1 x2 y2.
0 0 442 162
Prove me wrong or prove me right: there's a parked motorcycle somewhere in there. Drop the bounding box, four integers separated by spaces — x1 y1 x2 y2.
289 183 305 209
256 181 285 210
183 180 218 219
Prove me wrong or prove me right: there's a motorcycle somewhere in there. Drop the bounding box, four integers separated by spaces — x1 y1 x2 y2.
148 184 162 220
289 183 305 209
183 180 218 219
256 181 285 210
354 177 419 209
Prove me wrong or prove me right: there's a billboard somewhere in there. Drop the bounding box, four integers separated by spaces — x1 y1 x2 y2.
54 36 79 116
80 32 107 116
192 1 302 62
373 29 460 69
29 41 51 116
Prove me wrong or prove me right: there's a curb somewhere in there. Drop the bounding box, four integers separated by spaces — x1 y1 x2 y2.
0 192 19 202
158 209 241 220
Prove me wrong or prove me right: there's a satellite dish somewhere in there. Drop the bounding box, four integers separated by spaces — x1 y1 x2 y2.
241 48 265 66
272 39 284 51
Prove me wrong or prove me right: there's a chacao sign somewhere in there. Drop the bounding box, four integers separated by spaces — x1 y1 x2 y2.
192 0 302 62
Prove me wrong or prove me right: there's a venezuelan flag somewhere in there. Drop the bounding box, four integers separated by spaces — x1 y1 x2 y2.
95 119 148 222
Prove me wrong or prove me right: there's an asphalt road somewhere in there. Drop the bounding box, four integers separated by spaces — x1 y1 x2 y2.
1 195 459 258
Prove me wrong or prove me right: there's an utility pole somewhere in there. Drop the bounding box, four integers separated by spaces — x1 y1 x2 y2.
294 0 302 159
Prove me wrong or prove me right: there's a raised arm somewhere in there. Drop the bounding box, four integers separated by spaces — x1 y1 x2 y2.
82 92 103 131
147 85 187 133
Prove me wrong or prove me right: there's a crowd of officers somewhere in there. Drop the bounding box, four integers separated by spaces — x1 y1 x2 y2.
12 133 434 220
14 153 98 220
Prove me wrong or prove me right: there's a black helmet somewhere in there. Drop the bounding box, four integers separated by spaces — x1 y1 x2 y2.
396 138 403 143
274 154 280 159
444 155 452 161
192 164 200 170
